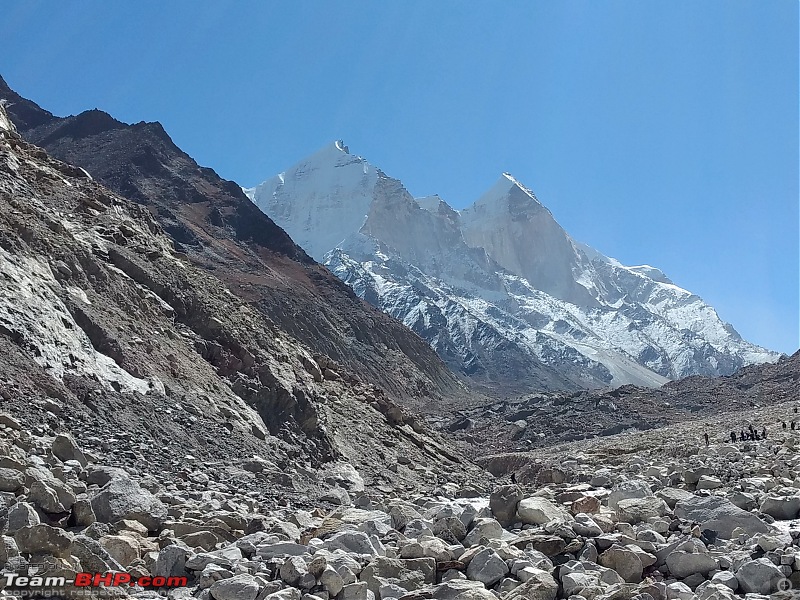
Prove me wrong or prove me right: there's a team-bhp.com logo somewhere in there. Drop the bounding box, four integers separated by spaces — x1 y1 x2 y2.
2 571 187 594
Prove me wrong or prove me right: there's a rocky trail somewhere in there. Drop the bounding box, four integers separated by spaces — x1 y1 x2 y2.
4 395 800 600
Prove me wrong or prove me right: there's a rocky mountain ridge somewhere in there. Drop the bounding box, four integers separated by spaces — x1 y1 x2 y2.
0 100 483 511
246 142 779 393
0 76 466 415
443 351 799 460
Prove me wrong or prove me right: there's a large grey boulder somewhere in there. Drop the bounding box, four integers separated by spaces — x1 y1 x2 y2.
153 544 192 579
339 582 369 600
683 466 714 485
674 495 770 539
572 514 603 537
490 484 523 527
389 502 423 530
400 537 457 561
760 494 800 520
14 524 73 558
462 518 505 546
90 476 167 531
502 568 558 600
608 480 652 510
561 571 601 597
320 566 344 596
727 491 757 511
7 502 39 532
434 516 467 542
616 497 669 524
52 433 88 467
320 530 384 557
279 555 307 586
29 479 76 513
666 551 717 578
696 582 737 600
666 582 695 600
209 573 260 600
735 557 785 594
697 476 723 490
598 545 643 583
0 468 24 492
518 497 568 525
0 535 19 565
710 571 739 591
656 488 694 509
71 535 125 573
466 547 509 586
430 579 493 599
186 546 243 571
360 555 435 596
264 588 301 600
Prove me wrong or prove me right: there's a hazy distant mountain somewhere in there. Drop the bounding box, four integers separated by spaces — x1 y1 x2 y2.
246 141 779 392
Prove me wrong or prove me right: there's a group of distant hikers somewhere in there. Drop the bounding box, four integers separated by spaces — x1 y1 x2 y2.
702 406 798 447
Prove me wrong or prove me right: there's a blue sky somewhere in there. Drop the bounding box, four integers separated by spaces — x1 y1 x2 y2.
1 1 797 353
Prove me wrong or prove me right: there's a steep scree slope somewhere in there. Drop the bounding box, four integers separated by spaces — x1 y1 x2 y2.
0 75 464 414
0 103 485 505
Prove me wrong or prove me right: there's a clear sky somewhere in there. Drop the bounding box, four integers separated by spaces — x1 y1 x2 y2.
1 1 797 354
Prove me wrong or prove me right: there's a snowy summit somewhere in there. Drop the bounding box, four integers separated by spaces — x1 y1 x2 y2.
246 142 780 392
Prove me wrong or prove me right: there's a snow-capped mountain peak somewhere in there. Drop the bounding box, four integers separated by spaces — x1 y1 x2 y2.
244 141 379 261
247 143 780 392
468 171 546 214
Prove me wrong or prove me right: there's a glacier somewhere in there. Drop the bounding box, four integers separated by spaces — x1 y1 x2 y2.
244 141 780 392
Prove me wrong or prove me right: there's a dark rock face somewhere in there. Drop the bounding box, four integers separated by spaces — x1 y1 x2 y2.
0 75 56 130
0 78 463 412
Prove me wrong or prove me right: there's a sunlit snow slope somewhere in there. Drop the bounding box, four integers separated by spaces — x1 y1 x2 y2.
245 142 779 392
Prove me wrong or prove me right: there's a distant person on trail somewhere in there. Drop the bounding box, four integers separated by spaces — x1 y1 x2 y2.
794 407 798 414
740 430 746 441
730 431 737 442
762 427 766 439
704 432 709 447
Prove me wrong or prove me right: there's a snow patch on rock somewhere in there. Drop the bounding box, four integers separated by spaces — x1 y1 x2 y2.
0 247 150 394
